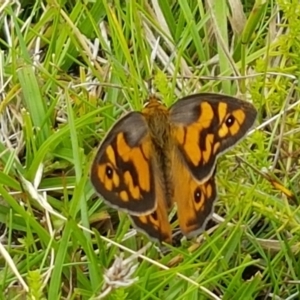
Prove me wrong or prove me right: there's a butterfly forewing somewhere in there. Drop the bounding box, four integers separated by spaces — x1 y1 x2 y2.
91 112 157 215
170 93 257 183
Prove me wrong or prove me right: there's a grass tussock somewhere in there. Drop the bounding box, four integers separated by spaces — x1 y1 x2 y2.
1 1 300 299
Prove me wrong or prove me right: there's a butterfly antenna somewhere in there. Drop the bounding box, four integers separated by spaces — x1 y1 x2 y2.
148 37 161 95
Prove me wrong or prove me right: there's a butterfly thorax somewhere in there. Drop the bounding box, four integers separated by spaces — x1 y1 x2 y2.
143 98 174 207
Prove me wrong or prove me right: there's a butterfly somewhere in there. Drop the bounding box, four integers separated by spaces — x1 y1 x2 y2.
90 93 257 243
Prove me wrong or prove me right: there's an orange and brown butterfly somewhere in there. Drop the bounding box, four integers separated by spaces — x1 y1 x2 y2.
90 93 257 243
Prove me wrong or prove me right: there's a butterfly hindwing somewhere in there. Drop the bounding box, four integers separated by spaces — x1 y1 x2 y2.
91 112 157 215
130 182 172 243
172 150 217 236
170 93 257 183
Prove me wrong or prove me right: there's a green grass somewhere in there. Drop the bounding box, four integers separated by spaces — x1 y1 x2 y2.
1 0 300 299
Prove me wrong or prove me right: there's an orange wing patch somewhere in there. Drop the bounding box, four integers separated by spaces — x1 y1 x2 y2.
117 132 151 193
198 102 214 127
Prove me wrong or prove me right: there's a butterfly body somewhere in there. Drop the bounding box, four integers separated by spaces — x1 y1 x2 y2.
91 93 257 243
142 96 176 209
